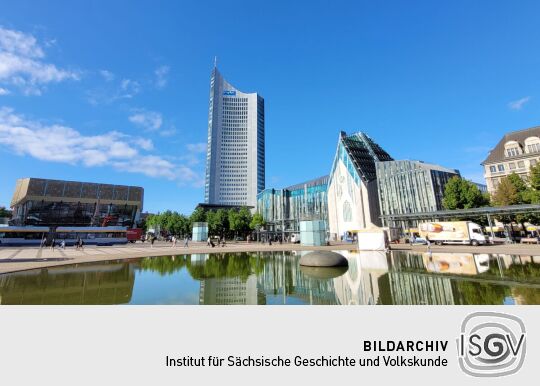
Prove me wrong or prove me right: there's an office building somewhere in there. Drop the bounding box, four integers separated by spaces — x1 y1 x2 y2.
482 125 540 194
256 175 328 235
376 160 460 226
10 178 143 227
327 131 393 240
204 65 265 207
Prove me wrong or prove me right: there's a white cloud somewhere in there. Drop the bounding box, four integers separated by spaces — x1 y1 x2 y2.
186 143 206 153
99 69 114 81
129 110 163 131
133 137 154 151
120 78 141 98
0 26 79 95
508 96 531 110
0 87 9 95
0 107 202 185
155 65 169 89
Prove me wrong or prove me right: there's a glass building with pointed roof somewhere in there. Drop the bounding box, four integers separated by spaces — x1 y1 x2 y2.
204 66 265 208
327 131 393 240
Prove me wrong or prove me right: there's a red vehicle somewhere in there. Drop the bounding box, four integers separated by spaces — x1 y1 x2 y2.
126 228 143 243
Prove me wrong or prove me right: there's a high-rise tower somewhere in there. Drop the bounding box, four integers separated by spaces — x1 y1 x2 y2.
204 65 265 207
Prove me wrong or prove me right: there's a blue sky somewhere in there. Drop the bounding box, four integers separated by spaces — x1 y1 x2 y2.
1 0 540 214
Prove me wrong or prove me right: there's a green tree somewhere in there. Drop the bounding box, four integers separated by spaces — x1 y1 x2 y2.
442 176 490 210
0 206 11 218
250 212 266 230
190 206 207 224
206 210 219 236
492 176 520 206
228 210 241 237
214 209 229 238
238 207 252 235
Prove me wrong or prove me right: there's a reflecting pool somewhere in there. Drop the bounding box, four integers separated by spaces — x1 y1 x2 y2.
1 250 540 305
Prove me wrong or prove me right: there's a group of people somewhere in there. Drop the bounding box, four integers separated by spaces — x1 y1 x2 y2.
40 237 84 250
170 236 190 248
207 236 226 248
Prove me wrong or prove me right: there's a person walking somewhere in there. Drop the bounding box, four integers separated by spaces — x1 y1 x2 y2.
50 238 56 250
171 236 176 248
61 240 65 250
150 235 155 248
207 237 211 247
183 236 189 248
79 238 84 250
40 236 46 249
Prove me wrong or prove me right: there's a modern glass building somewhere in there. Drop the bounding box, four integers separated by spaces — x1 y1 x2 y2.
10 178 143 227
256 176 329 236
375 160 460 226
327 131 393 240
204 65 265 207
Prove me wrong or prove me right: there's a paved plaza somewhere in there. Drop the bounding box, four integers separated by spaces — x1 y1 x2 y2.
1 241 540 275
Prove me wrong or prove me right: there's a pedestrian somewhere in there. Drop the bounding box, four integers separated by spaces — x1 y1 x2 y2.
151 236 155 248
79 238 84 250
61 240 65 249
171 236 176 248
184 236 189 248
207 237 211 247
40 236 46 249
50 238 56 250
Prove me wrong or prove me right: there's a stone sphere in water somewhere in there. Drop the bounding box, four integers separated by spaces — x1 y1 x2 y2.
300 265 348 279
299 251 348 267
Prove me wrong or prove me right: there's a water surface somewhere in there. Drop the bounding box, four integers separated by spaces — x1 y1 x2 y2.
1 250 539 305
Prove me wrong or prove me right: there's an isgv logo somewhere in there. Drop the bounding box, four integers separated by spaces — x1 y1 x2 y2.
457 312 526 377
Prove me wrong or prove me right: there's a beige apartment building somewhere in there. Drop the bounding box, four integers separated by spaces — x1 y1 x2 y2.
482 126 540 194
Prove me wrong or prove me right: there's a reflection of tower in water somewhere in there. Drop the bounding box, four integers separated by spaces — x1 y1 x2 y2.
199 274 259 305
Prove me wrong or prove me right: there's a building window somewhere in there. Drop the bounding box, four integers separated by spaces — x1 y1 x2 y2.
489 166 496 173
497 164 505 172
518 161 525 168
343 201 352 222
509 162 516 170
506 148 519 157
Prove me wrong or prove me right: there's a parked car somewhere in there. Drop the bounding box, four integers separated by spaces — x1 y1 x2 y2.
410 236 428 245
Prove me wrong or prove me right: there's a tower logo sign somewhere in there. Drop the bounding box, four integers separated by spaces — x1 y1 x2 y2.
457 312 526 377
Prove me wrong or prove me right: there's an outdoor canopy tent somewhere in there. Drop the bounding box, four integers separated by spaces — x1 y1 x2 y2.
356 226 388 251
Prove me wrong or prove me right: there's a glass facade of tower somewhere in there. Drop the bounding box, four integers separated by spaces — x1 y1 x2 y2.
204 67 265 207
256 176 329 234
375 160 460 226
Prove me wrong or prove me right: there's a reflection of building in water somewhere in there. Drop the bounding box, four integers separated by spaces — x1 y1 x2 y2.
381 272 455 305
255 251 337 304
0 263 135 305
199 274 259 305
191 253 209 265
333 250 389 305
383 252 456 305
